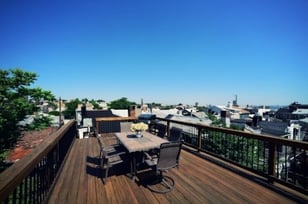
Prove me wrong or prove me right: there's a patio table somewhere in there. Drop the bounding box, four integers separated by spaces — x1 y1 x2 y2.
114 131 167 181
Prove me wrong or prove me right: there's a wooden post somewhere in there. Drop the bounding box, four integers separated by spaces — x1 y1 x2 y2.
96 119 99 135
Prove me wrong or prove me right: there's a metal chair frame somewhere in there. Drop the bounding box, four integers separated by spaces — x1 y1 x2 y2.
97 137 128 184
143 141 183 193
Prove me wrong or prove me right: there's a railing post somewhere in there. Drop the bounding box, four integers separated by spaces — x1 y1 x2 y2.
166 121 170 138
268 142 276 183
96 120 99 135
197 127 202 151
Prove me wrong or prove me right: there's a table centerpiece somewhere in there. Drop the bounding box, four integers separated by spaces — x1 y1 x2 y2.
130 122 148 138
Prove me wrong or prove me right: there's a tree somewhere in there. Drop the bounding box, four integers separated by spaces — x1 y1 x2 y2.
0 68 55 160
108 97 136 109
81 98 88 104
63 98 80 119
97 99 105 103
90 99 102 110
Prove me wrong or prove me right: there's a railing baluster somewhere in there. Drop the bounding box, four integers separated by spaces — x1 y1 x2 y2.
304 149 307 188
166 121 170 138
268 142 276 183
12 188 17 204
18 180 23 204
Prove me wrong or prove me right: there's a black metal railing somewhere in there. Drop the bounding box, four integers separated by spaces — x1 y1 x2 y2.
153 117 308 195
0 120 76 204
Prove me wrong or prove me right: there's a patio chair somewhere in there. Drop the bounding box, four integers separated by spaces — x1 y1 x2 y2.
143 140 183 193
120 121 133 132
152 123 167 138
168 127 183 142
97 137 128 184
97 137 121 157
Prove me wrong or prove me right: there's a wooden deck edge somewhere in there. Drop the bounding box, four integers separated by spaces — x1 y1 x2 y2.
182 145 308 204
43 137 78 203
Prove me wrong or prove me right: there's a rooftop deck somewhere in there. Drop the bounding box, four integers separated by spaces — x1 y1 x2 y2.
46 135 306 204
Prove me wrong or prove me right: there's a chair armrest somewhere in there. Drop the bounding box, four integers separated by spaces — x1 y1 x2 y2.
143 151 153 160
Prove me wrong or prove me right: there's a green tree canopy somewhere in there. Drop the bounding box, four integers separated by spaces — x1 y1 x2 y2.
0 68 55 159
108 97 136 109
90 99 102 110
63 98 81 119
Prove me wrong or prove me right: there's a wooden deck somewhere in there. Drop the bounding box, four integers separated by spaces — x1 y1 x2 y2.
46 135 307 204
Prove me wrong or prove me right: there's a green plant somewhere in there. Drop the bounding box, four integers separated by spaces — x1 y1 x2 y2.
25 115 52 131
48 111 60 116
108 97 136 109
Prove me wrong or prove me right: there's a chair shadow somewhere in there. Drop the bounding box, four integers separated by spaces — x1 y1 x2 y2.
134 162 161 187
86 155 100 165
86 155 131 181
135 168 173 194
86 165 101 178
135 169 156 187
86 155 101 178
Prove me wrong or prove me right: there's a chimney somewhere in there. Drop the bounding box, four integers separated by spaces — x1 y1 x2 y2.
81 103 86 126
221 110 230 127
128 105 136 117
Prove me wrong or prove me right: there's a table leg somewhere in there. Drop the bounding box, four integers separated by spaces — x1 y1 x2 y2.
130 152 136 181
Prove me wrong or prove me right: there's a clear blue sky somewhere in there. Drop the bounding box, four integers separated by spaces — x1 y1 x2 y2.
1 0 307 106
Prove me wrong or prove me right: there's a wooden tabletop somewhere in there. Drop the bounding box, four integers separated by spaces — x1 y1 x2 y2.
115 131 167 153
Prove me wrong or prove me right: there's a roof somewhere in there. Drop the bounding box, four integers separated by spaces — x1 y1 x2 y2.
226 107 250 114
259 121 289 136
293 109 308 115
299 118 308 124
276 108 292 114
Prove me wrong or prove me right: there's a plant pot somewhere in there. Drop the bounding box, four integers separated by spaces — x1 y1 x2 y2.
136 131 142 138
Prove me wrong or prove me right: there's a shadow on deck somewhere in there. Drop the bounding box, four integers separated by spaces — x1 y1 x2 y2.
46 135 308 204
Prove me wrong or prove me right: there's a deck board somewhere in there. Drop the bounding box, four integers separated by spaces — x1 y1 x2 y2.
46 135 307 204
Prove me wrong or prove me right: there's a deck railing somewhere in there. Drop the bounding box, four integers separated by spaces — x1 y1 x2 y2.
0 120 76 204
94 116 136 133
154 117 308 195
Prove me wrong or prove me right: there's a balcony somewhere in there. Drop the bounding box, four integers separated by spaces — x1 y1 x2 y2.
1 117 307 203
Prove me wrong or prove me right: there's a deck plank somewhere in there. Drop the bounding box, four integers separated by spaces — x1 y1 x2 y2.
46 136 306 204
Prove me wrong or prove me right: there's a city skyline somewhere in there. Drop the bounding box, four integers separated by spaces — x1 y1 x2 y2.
1 1 307 106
